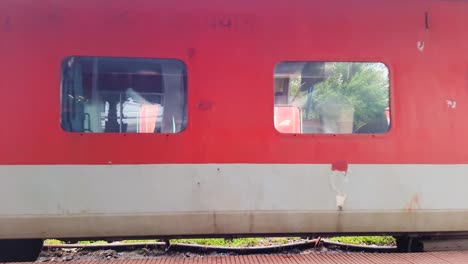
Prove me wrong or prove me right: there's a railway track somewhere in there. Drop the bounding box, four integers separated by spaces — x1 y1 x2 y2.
42 238 396 253
0 238 455 263
34 251 468 264
37 239 394 262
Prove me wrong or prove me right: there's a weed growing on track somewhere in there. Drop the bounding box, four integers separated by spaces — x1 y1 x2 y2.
45 236 396 247
44 239 64 244
328 236 396 246
171 238 298 247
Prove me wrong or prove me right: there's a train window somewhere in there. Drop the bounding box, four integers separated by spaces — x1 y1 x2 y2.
61 57 187 133
274 62 390 134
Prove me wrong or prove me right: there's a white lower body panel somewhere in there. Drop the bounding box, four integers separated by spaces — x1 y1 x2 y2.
0 164 467 238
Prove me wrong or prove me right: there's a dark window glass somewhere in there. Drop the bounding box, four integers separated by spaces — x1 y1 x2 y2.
61 57 187 133
274 62 390 134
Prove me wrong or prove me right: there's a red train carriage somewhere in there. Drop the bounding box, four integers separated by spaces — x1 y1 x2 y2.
1 0 468 261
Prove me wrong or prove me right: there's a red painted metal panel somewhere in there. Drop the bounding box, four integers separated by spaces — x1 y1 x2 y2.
1 0 468 165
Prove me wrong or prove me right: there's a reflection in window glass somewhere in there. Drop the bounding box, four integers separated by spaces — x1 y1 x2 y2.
274 62 390 134
61 57 187 133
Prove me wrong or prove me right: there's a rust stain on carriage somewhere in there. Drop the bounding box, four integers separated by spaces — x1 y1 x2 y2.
330 161 348 211
405 193 421 212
